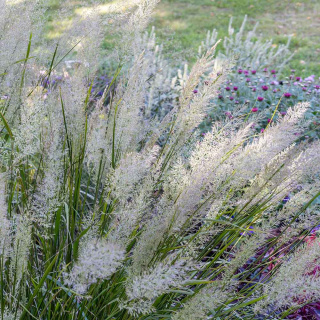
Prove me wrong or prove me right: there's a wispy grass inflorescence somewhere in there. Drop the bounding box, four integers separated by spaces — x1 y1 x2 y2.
0 0 319 319
64 238 125 294
255 240 320 318
0 174 11 258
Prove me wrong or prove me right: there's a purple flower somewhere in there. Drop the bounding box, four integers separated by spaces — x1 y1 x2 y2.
225 111 233 119
233 86 238 91
311 225 320 233
315 85 320 89
270 80 279 85
246 78 251 82
267 118 272 123
263 68 268 72
252 87 257 92
229 96 234 101
271 69 276 74
302 87 307 91
240 226 254 236
305 75 315 82
193 89 198 94
235 100 239 104
262 85 268 91
218 94 223 99
261 128 265 133
238 69 243 74
257 96 264 102
251 70 257 74
248 226 254 234
244 70 249 75
296 77 301 81
251 107 258 112
226 86 231 91
282 195 290 204
280 111 287 116
273 89 277 93
291 69 295 73
284 92 292 98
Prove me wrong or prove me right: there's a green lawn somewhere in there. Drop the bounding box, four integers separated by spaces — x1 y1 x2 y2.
46 0 320 76
152 0 320 76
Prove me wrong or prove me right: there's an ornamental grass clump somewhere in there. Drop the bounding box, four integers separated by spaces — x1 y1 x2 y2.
0 1 320 319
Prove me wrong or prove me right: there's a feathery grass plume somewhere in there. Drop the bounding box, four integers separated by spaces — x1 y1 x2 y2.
217 103 312 205
116 0 161 59
121 258 196 316
111 145 160 204
158 41 231 171
284 180 320 219
255 240 320 318
59 72 87 147
0 309 20 320
85 55 156 174
13 88 47 159
239 139 320 219
64 238 125 295
176 41 222 126
166 122 254 231
86 17 163 173
85 104 110 172
172 282 235 320
265 170 320 245
0 173 11 259
0 0 44 76
107 146 161 246
70 9 104 76
10 215 32 289
223 233 268 280
0 1 47 124
44 1 104 58
113 53 152 155
30 133 64 234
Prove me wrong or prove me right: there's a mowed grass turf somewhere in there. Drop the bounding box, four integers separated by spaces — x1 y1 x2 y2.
152 0 320 76
46 0 320 76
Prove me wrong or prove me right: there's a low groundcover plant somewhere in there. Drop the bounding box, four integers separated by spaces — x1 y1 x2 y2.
0 0 319 319
200 67 320 137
